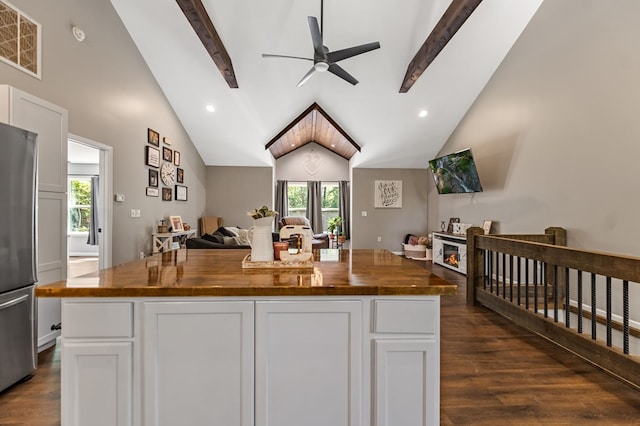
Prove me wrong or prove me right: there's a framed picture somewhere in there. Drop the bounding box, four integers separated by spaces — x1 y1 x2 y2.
147 128 159 146
169 215 183 232
148 169 158 187
447 217 460 233
173 150 181 166
374 180 402 208
176 168 184 183
483 220 493 235
163 136 172 145
146 146 160 168
162 187 172 201
175 185 188 201
162 147 173 162
146 187 159 197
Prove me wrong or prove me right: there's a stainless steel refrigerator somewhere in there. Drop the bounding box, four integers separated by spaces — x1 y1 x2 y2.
0 121 38 393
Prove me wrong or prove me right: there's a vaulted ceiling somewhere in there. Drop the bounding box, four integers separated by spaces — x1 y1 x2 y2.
266 103 360 160
110 0 543 168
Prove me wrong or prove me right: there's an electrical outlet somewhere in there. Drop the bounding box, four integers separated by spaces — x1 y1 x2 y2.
131 209 141 218
377 236 382 242
362 211 367 217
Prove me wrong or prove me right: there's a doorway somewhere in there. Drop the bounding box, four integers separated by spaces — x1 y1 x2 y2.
67 135 112 276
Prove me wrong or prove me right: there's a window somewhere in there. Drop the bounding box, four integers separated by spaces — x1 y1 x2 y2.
287 182 307 217
321 182 339 232
286 181 340 232
0 1 41 78
68 177 92 232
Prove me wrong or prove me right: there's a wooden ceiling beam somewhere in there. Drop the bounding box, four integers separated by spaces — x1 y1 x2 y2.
399 0 482 93
175 0 239 88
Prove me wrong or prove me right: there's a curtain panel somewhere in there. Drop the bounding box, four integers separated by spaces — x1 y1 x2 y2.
339 180 350 239
306 181 322 233
275 180 288 225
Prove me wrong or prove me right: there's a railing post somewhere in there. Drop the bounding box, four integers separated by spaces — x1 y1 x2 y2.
467 226 485 306
545 227 566 246
545 227 567 308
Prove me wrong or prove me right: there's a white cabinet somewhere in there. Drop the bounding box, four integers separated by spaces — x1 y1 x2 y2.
255 301 362 426
61 301 134 426
0 85 68 351
36 191 66 347
371 298 440 426
62 342 133 426
0 85 68 192
373 339 438 426
60 296 441 426
151 230 197 253
142 301 254 426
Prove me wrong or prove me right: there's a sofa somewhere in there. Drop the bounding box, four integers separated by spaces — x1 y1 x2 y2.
186 225 280 249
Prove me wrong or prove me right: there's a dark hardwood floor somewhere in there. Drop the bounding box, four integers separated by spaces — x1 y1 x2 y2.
1 260 639 425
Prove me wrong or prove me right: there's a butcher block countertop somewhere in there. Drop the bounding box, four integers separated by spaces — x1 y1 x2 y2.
36 249 457 298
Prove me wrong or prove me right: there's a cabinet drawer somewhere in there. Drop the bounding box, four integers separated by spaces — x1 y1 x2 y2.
373 299 438 334
63 302 133 338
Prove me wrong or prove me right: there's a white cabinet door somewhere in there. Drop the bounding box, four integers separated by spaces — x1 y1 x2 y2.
62 341 133 426
35 191 66 349
143 301 254 426
373 339 439 426
0 85 68 192
255 300 362 426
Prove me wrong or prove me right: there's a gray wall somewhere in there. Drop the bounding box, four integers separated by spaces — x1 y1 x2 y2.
1 0 206 264
205 166 273 230
276 143 349 181
352 168 429 251
429 0 640 257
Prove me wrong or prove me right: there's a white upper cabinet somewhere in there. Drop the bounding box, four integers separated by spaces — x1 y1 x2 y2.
0 85 68 193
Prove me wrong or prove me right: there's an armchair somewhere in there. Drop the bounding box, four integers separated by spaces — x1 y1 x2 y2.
278 216 329 249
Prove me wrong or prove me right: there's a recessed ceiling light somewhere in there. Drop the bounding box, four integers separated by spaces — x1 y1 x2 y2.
419 110 428 118
291 143 295 147
205 104 215 112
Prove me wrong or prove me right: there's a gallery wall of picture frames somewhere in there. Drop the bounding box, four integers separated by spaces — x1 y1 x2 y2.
145 127 187 201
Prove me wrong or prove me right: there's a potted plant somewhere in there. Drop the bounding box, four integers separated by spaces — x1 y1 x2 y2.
338 232 346 244
327 216 343 239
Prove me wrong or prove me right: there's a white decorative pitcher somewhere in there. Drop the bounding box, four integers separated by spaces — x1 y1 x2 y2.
248 216 274 262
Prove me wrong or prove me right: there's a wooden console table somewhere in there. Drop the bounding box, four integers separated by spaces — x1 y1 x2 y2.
152 229 196 253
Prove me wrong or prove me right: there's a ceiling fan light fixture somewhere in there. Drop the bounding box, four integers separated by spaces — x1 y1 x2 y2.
314 61 329 72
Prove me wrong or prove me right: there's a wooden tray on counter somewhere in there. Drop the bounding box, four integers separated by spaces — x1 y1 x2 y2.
241 253 314 269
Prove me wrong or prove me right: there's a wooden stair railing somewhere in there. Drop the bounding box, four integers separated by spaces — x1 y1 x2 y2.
467 227 640 390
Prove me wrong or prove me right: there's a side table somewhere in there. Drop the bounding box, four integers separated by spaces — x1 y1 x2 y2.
152 230 197 253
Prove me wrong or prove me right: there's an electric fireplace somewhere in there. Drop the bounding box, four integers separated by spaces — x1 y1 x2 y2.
432 232 467 274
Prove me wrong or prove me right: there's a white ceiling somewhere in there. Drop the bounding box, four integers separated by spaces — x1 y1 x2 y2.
110 0 542 168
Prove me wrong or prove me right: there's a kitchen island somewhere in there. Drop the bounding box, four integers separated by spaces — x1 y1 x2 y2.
37 249 456 426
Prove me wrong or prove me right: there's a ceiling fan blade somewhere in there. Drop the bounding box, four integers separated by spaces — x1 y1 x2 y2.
262 54 313 61
327 41 380 63
307 16 325 60
297 67 317 87
328 64 359 85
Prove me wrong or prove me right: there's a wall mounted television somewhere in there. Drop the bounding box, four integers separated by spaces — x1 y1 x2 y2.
428 148 483 194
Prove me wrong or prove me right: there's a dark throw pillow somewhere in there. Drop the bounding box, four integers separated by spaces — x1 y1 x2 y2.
216 226 237 237
201 232 224 244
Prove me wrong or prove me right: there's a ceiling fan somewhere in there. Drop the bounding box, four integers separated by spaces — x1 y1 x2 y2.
262 0 380 87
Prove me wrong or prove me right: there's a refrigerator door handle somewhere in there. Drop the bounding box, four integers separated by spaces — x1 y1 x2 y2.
0 294 29 311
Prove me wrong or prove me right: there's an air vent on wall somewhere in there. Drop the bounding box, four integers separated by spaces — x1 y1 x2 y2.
0 1 41 79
